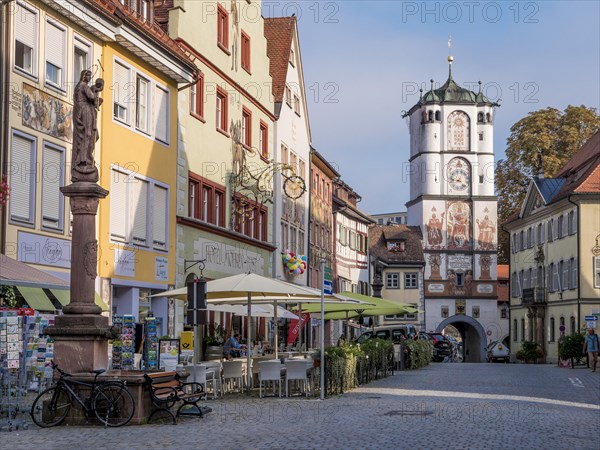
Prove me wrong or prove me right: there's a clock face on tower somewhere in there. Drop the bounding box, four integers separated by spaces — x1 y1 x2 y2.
447 158 470 194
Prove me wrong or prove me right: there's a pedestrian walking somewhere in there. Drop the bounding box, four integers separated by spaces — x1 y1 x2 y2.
582 328 599 372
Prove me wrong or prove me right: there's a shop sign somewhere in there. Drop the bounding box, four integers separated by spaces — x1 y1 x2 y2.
17 231 71 268
155 257 168 281
194 237 265 275
114 248 135 277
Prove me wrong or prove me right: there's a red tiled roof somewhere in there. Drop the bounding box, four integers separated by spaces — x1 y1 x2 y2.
86 0 196 74
264 17 295 103
153 0 174 33
555 130 600 178
497 264 509 280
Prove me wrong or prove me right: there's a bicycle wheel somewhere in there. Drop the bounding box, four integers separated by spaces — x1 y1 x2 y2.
92 383 135 427
30 387 71 427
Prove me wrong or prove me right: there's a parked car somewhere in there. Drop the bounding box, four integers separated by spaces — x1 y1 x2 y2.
425 332 453 362
486 341 510 363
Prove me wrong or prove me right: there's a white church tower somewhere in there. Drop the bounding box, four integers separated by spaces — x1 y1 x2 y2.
405 53 500 362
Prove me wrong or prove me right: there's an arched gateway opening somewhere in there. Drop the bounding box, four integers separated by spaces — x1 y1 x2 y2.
436 315 487 362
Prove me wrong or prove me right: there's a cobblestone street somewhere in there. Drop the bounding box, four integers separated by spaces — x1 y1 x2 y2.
3 362 599 449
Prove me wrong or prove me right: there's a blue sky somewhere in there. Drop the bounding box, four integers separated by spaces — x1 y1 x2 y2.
264 1 600 214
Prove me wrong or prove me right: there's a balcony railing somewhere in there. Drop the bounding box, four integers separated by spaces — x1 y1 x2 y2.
521 287 546 305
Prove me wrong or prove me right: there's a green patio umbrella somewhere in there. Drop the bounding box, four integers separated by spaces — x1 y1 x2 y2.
300 292 418 321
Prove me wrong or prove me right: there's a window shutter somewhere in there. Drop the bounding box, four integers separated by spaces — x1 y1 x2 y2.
541 224 545 243
563 260 569 290
154 86 169 143
14 4 37 49
9 133 35 222
517 271 523 296
113 62 129 112
531 268 537 289
572 211 577 234
573 257 579 289
553 220 558 240
110 169 128 241
46 22 65 70
42 144 63 229
131 178 148 245
153 185 168 250
554 264 561 292
547 265 553 291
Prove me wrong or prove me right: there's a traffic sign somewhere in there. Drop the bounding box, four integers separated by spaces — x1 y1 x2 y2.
323 280 333 295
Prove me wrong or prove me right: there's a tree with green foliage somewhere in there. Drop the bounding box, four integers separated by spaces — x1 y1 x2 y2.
496 105 600 263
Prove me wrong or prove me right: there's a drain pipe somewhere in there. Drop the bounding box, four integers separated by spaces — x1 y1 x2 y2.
567 194 581 331
0 0 13 254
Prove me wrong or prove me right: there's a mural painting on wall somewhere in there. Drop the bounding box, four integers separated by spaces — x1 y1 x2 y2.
425 206 445 249
447 110 470 151
475 207 497 250
446 201 471 250
22 84 73 142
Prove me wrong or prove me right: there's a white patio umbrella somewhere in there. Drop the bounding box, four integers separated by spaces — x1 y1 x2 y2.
235 304 299 320
151 273 367 394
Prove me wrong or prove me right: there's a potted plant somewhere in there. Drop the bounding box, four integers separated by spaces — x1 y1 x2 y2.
203 322 226 359
515 341 543 363
558 333 586 367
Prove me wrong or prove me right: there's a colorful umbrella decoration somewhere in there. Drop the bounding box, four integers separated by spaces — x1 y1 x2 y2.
281 250 307 277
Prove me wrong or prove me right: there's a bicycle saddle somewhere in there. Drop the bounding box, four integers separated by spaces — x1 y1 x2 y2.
92 369 106 375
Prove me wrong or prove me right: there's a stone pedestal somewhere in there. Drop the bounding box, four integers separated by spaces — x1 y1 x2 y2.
45 182 115 374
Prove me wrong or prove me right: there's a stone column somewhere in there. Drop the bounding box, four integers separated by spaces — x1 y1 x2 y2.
46 182 118 373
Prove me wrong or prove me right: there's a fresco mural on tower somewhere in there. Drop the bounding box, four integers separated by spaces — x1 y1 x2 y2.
473 202 497 251
446 201 471 250
424 201 446 249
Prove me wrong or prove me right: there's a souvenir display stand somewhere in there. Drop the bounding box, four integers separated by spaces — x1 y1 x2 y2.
112 315 135 370
144 317 158 370
0 312 27 431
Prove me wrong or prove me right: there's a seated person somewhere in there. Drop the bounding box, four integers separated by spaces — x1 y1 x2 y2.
252 339 263 356
223 333 246 359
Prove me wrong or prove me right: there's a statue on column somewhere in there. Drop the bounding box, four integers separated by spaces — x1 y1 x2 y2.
72 70 103 183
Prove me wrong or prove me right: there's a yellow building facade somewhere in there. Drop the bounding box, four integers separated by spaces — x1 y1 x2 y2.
506 132 600 363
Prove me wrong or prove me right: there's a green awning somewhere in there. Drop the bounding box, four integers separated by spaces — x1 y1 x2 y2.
50 289 70 306
16 286 56 312
49 289 109 312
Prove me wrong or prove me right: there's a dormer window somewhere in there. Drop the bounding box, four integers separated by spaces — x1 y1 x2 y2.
387 240 405 252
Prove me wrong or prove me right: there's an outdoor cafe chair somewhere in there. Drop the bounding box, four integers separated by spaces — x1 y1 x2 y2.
258 361 282 398
222 360 244 393
284 360 310 397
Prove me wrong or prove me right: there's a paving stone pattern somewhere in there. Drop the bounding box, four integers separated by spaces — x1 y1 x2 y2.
3 363 599 449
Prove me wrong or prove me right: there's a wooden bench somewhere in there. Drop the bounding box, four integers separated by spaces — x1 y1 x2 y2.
144 371 205 424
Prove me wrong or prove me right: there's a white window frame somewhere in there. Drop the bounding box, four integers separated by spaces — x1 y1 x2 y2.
13 1 38 78
386 273 399 289
73 35 92 87
135 74 150 133
45 18 67 91
112 57 171 146
153 83 170 144
9 129 37 226
109 164 169 252
41 141 65 232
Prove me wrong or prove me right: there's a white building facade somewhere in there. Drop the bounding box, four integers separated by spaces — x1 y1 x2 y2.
406 59 500 362
265 17 311 285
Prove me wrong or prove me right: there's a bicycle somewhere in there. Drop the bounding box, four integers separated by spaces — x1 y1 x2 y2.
30 362 135 428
